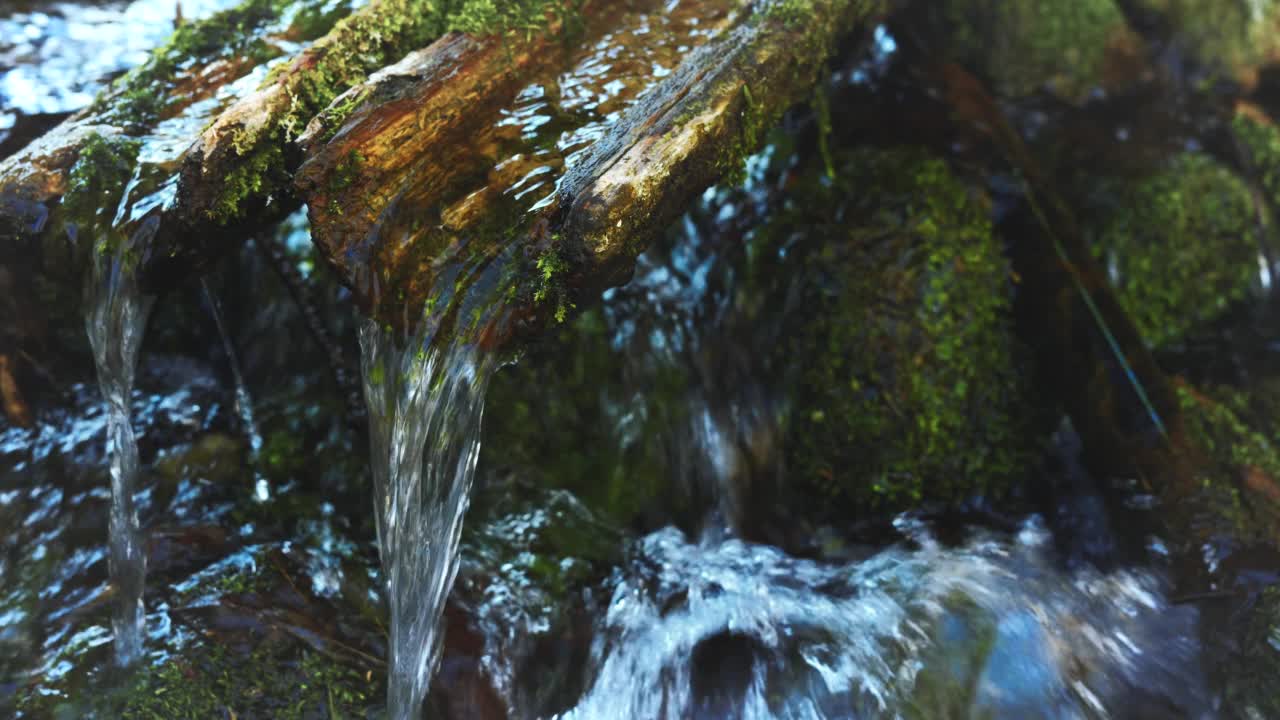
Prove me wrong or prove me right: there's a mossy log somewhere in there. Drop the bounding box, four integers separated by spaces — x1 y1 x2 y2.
0 0 359 278
297 0 892 340
0 0 588 287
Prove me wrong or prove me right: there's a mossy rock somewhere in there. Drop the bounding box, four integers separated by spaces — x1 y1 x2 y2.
1130 0 1280 82
936 0 1132 101
760 145 1031 516
1089 153 1260 348
1175 378 1280 546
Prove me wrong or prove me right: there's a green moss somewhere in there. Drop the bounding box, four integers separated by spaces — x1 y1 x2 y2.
113 640 376 719
763 0 820 28
61 132 143 257
98 0 350 128
210 0 592 227
1234 109 1280 203
1090 153 1258 347
534 239 574 323
1176 381 1280 543
765 146 1030 513
446 0 584 39
1220 586 1280 718
940 0 1127 101
480 307 692 528
207 140 286 224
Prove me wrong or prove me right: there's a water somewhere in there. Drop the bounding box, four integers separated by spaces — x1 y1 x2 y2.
561 520 1210 720
201 278 269 501
359 318 497 720
84 229 157 667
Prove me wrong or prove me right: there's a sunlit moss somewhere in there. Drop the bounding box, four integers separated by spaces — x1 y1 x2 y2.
1090 153 1258 347
207 0 593 226
98 0 352 127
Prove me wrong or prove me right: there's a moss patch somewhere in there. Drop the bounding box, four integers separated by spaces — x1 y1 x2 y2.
61 132 143 257
1089 153 1259 347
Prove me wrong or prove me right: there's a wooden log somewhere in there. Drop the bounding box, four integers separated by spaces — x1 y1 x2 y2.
0 0 359 294
293 0 630 250
298 0 892 342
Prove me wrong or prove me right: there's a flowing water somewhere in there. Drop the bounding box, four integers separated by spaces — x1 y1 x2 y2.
83 230 157 667
360 319 498 720
561 520 1210 720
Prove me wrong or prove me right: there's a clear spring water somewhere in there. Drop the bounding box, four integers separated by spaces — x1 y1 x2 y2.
359 318 497 720
84 231 156 668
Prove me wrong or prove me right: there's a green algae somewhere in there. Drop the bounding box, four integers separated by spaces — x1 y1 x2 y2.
1089 153 1259 347
765 146 1031 514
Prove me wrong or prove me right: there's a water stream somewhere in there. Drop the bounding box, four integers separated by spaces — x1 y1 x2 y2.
359 318 498 720
561 520 1210 720
83 230 157 667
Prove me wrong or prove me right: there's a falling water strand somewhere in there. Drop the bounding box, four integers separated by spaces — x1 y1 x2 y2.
85 236 157 667
201 279 268 500
359 319 496 720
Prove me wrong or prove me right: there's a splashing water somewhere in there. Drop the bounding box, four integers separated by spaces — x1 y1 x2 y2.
359 319 497 720
560 519 1210 720
84 231 156 667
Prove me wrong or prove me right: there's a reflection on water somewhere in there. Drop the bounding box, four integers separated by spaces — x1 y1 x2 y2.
0 0 242 116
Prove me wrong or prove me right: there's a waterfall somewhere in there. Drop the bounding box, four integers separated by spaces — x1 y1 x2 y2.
84 230 157 667
359 318 496 720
